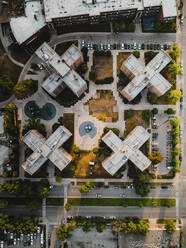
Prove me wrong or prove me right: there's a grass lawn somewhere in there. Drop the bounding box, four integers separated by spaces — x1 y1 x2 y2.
0 39 21 84
157 218 176 224
93 56 113 79
46 198 64 206
117 52 131 72
124 110 149 136
88 90 118 122
68 198 176 207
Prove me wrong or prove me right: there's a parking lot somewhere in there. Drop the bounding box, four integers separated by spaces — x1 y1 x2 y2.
0 226 45 248
151 112 174 175
82 40 172 51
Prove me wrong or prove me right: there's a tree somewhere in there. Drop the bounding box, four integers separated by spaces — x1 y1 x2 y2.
40 187 49 198
0 74 14 102
165 90 181 104
78 181 92 194
148 151 163 164
113 23 120 33
56 224 70 241
124 109 134 119
0 199 8 209
13 79 38 100
168 61 182 75
96 223 105 232
119 22 126 31
93 147 99 154
165 108 176 115
22 118 46 137
165 219 176 233
73 146 80 154
173 165 180 173
171 127 179 137
26 199 41 211
152 108 158 115
171 147 180 156
168 43 181 60
170 117 180 128
65 203 71 211
30 62 39 70
89 71 97 81
142 110 151 122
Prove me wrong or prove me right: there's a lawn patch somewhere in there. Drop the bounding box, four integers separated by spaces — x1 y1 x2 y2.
93 55 113 80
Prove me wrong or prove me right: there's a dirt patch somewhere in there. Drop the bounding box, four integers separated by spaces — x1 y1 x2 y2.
117 52 131 72
93 56 113 80
88 90 118 122
124 110 149 135
74 151 96 177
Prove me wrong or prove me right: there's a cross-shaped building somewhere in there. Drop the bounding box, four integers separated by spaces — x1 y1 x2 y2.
22 126 72 175
102 126 151 176
120 51 172 101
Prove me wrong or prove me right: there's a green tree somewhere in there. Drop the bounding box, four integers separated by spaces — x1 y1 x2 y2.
165 219 176 233
173 165 180 173
170 117 180 127
13 79 38 100
148 151 163 164
78 181 92 194
119 22 126 31
165 108 176 115
40 187 49 198
22 118 46 137
152 108 158 115
26 199 41 211
165 90 181 104
133 51 140 58
30 62 39 70
93 147 99 154
171 147 180 156
56 224 70 241
65 203 71 211
89 71 97 81
171 127 179 137
0 75 15 102
168 42 181 60
168 61 182 75
0 199 8 209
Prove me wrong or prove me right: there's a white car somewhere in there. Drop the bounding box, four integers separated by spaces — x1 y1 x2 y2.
107 44 111 50
81 40 85 47
133 42 137 50
121 43 124 50
181 16 184 24
138 44 141 50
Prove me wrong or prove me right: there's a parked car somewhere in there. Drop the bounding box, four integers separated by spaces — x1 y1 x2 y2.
120 194 126 197
93 44 98 50
161 186 168 189
103 44 107 50
146 44 150 50
121 43 124 50
81 40 85 47
141 43 145 50
133 42 137 50
107 44 111 50
124 43 127 49
96 194 102 198
180 103 183 111
138 44 141 50
163 44 167 50
181 16 184 24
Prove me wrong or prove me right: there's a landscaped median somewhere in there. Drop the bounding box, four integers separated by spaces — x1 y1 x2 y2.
67 198 176 208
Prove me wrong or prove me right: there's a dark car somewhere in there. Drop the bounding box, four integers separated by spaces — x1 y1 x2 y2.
179 154 182 161
146 44 150 50
103 44 107 50
150 44 153 50
93 44 98 50
157 44 161 50
161 186 168 189
164 44 167 50
124 43 127 49
180 96 183 102
141 43 145 50
180 88 183 95
154 44 157 50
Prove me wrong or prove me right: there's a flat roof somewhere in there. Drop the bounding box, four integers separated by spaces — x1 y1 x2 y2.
43 0 143 22
43 0 176 22
42 73 65 95
0 145 9 166
10 1 46 45
120 52 172 101
35 42 71 77
62 70 87 97
102 126 151 175
22 126 72 175
61 44 82 68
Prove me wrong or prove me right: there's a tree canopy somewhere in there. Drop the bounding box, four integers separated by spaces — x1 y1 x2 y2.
13 79 38 100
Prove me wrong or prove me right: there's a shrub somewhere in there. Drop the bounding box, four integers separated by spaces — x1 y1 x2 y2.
93 147 99 154
152 108 158 115
89 71 97 81
65 203 71 211
165 219 176 233
13 79 38 100
30 62 39 70
56 176 62 183
125 109 134 120
95 77 114 84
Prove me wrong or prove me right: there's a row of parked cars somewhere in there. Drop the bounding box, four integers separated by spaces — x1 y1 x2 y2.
82 41 172 51
0 226 43 247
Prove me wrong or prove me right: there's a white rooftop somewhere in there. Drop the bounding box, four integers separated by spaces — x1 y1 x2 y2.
35 42 71 77
0 145 9 166
36 42 87 97
120 51 172 101
22 126 72 175
43 0 176 22
10 1 46 45
61 44 82 68
102 126 151 175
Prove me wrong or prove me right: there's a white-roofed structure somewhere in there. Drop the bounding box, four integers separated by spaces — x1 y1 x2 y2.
120 51 172 101
10 1 46 45
102 126 151 176
43 0 177 23
22 126 72 175
35 42 87 98
61 44 83 69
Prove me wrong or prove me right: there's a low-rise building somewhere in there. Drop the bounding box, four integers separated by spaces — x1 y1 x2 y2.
35 42 87 98
22 126 72 175
102 126 151 176
120 51 172 101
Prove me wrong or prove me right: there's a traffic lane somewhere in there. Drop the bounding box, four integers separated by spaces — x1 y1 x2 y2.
67 186 176 198
0 205 41 217
68 206 177 219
